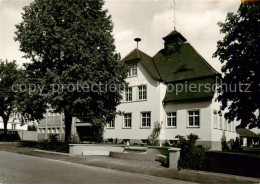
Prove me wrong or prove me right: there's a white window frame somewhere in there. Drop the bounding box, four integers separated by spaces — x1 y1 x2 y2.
123 113 132 128
107 119 115 129
141 112 151 128
128 63 137 77
219 113 223 130
166 112 177 128
187 110 200 127
125 87 132 102
138 85 147 100
213 110 218 129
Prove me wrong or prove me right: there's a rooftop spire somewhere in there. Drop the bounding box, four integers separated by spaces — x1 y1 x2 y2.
173 0 176 30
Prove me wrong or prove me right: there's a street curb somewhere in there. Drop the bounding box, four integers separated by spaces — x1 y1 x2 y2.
34 149 71 156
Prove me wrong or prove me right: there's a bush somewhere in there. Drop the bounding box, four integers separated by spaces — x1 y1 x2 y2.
148 121 161 146
176 134 209 170
37 134 69 153
221 140 229 151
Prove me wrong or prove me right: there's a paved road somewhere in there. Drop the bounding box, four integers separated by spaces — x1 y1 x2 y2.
0 151 190 184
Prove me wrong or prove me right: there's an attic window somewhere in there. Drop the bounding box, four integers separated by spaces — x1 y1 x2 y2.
128 63 137 77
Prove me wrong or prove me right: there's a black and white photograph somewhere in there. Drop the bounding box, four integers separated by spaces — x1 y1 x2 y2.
0 0 259 183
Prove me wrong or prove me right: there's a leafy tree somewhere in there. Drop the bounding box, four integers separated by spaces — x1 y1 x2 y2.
213 2 260 129
0 60 22 140
0 60 46 140
15 0 128 141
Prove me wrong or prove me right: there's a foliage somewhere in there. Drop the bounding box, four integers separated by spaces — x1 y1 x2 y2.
15 0 128 140
28 124 37 131
0 60 34 140
213 2 260 129
37 134 69 153
221 140 229 151
148 121 161 146
176 134 209 170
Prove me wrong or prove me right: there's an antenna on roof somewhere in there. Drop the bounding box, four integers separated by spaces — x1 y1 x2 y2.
134 38 141 49
173 0 176 30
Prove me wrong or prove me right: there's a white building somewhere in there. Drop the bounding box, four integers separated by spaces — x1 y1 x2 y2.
103 30 237 150
0 113 28 131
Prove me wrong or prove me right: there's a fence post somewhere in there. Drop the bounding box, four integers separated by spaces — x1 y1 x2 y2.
168 147 181 169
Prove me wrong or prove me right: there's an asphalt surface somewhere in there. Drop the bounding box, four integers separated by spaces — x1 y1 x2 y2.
0 151 190 184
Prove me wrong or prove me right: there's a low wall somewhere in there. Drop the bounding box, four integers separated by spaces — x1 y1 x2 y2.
109 151 155 161
17 130 37 141
69 144 124 155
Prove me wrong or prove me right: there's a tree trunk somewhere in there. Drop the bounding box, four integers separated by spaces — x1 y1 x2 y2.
64 110 72 142
3 118 8 142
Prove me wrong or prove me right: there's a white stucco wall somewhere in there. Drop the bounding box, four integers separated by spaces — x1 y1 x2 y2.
163 101 212 142
209 94 237 149
103 62 163 141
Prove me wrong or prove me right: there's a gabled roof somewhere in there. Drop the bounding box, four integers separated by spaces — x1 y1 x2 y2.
153 42 218 83
121 48 161 80
236 128 259 138
163 77 216 103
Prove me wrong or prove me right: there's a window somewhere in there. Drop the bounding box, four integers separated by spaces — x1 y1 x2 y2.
213 110 218 129
38 128 42 133
169 140 178 145
52 128 56 133
224 119 227 131
47 128 51 133
138 85 147 100
123 113 132 128
42 128 46 133
125 87 132 102
166 112 177 127
56 128 60 133
188 110 200 127
11 124 16 130
141 112 151 127
228 121 231 132
219 113 223 130
107 119 115 128
141 139 148 144
128 63 137 77
62 128 65 133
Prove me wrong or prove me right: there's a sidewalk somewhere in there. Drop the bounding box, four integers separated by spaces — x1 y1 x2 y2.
0 142 259 183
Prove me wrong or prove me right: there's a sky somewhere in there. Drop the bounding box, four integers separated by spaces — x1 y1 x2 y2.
0 0 241 72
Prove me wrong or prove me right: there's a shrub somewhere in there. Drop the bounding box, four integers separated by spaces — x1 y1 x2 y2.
221 140 229 151
229 137 241 151
148 121 161 146
176 133 209 170
37 134 70 153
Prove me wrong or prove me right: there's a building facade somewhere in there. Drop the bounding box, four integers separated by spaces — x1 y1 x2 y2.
103 30 237 150
37 30 238 150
